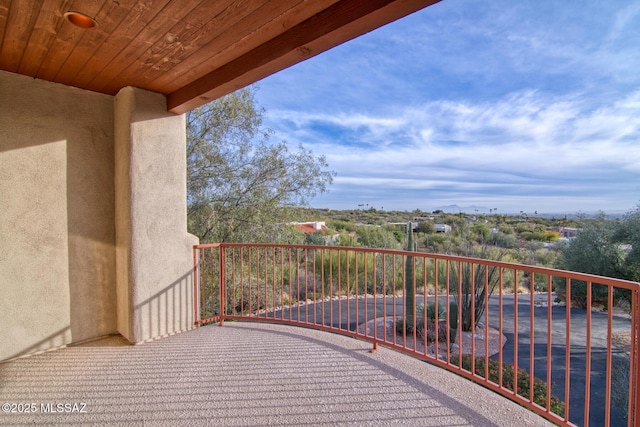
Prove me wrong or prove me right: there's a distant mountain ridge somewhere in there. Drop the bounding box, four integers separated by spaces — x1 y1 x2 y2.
433 204 489 213
432 205 624 219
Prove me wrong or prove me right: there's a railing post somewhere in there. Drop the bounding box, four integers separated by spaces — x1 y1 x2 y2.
193 245 199 326
635 289 640 427
219 245 226 326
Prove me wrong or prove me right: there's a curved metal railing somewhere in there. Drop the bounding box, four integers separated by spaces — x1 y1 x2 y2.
194 243 640 427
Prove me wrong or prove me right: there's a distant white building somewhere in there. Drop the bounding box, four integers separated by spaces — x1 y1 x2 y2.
559 227 581 238
435 224 452 233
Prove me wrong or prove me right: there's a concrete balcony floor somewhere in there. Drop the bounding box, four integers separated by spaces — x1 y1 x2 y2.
0 322 553 426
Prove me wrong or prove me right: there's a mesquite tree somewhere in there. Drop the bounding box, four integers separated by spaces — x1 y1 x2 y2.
187 86 334 243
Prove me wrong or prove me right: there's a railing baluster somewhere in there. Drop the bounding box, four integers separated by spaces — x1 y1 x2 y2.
193 246 198 325
456 260 462 371
498 267 504 391
329 249 333 329
355 249 359 335
584 280 593 427
412 256 417 352
392 253 397 347
219 245 225 325
338 249 342 332
633 290 640 427
231 247 236 318
484 264 489 380
471 262 475 374
200 247 205 322
546 274 553 413
240 247 245 317
348 249 352 334
320 249 326 326
264 247 268 319
565 277 572 423
605 285 613 425
514 267 519 397
425 257 430 358
382 253 387 344
530 271 535 406
288 248 293 321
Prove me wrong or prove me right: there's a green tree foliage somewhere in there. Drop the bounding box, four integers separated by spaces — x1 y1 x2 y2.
186 87 334 242
355 226 400 249
328 219 356 233
488 231 517 248
557 213 629 307
423 233 449 252
497 223 515 235
559 215 626 279
304 231 327 246
615 205 640 282
415 221 435 234
336 230 355 247
471 223 491 242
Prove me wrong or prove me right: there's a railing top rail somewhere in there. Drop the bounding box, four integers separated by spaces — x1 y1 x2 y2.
194 242 640 291
194 243 222 249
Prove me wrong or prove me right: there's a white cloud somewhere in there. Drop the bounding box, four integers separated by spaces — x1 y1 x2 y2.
265 89 640 212
256 0 640 213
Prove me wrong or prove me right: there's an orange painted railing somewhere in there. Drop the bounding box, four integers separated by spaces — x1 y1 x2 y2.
194 243 640 427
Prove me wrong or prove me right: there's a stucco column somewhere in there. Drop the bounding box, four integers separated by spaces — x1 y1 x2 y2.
114 87 198 343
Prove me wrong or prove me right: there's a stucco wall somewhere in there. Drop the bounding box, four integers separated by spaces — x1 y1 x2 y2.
0 71 117 360
0 72 197 361
114 87 198 343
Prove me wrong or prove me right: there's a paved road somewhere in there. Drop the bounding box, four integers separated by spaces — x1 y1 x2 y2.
486 294 631 427
262 294 633 426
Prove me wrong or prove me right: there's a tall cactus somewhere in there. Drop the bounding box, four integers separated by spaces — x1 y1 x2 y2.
404 222 415 331
448 301 458 347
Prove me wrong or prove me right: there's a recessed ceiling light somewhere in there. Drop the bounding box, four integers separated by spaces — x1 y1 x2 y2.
64 11 98 29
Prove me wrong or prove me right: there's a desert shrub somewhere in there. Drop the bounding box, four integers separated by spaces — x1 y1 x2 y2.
556 217 626 307
554 279 611 308
228 277 275 314
451 355 565 417
498 223 515 235
427 300 446 319
399 301 458 344
355 225 400 249
449 256 502 331
328 219 356 233
423 233 449 252
611 354 630 420
489 231 517 248
472 223 492 242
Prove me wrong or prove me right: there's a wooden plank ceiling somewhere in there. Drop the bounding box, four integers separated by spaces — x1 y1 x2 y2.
0 0 440 114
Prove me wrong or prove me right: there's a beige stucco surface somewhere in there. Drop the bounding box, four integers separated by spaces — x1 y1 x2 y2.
114 87 198 343
0 71 117 360
0 72 198 361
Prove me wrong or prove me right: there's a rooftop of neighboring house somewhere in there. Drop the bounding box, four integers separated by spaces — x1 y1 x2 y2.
293 221 333 235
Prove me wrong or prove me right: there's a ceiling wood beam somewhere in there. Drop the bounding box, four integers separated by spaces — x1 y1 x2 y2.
167 0 440 114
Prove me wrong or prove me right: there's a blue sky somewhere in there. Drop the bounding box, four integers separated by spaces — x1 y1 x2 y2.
254 0 640 215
